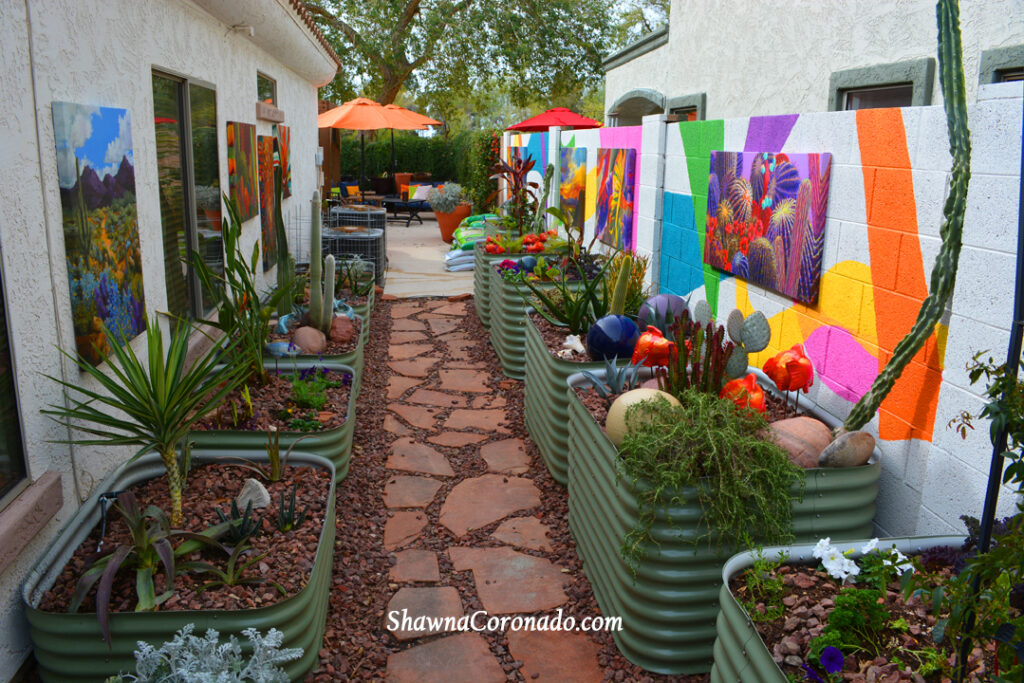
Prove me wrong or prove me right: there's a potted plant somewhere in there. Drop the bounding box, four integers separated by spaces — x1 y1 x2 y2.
710 534 966 682
22 448 337 682
195 184 221 226
564 311 882 674
427 183 472 243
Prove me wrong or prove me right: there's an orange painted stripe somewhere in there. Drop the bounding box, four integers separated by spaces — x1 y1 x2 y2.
856 108 941 442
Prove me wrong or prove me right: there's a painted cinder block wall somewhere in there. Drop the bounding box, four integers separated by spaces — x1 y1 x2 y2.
657 82 1023 536
0 0 332 677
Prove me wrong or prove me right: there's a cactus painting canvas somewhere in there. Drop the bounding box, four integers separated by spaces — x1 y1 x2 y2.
703 151 831 303
227 121 258 222
559 147 587 234
275 124 292 198
257 135 276 272
52 102 146 365
595 148 637 250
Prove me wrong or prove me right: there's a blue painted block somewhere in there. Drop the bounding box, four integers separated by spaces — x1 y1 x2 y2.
680 228 702 267
668 257 690 294
662 192 676 222
688 265 706 294
659 253 673 292
676 194 696 230
660 224 682 260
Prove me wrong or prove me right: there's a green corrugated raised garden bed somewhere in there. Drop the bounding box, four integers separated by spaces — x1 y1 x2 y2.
22 450 337 682
709 535 963 682
193 358 357 483
488 265 532 379
523 314 627 485
565 371 881 674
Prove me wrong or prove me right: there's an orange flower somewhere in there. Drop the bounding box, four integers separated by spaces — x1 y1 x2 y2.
631 325 677 367
719 374 766 413
763 343 814 393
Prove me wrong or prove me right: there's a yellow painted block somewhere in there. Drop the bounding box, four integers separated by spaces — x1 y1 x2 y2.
585 166 598 221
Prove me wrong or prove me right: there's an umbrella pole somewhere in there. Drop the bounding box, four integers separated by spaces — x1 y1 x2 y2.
391 129 396 177
360 131 366 196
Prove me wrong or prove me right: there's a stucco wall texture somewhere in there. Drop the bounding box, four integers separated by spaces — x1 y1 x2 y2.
605 0 1024 121
0 0 324 676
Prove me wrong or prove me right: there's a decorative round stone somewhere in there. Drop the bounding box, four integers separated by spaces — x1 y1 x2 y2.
518 255 538 271
586 314 639 361
605 388 681 446
638 294 688 332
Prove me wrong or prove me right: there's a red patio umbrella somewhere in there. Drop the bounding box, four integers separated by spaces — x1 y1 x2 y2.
506 107 602 132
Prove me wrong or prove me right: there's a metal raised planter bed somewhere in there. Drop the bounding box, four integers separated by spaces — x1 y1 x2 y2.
267 315 367 398
710 535 963 682
523 314 627 485
22 450 337 682
488 265 532 379
565 370 881 674
193 358 356 483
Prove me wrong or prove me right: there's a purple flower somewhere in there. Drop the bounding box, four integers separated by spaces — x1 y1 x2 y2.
800 663 824 683
820 646 843 674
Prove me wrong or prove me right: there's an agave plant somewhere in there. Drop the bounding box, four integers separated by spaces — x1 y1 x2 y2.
43 318 248 527
579 358 644 402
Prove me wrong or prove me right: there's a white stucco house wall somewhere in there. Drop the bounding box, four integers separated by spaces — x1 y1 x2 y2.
0 1 338 677
604 0 1023 123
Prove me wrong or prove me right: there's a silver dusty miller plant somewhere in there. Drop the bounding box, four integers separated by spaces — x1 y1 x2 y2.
106 624 302 683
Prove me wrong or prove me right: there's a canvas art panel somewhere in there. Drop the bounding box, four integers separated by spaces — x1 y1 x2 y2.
703 151 832 303
227 121 258 221
257 135 276 271
595 148 637 250
559 147 587 235
52 101 146 365
275 124 291 198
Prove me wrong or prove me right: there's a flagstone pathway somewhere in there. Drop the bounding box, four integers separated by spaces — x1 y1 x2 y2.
379 297 606 683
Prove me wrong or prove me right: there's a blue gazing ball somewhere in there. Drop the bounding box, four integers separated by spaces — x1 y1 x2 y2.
638 294 688 333
519 255 538 272
587 314 640 361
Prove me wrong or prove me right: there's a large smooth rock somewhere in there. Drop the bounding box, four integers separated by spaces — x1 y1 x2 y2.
235 478 270 510
292 326 327 354
819 430 875 468
767 416 833 469
329 316 356 343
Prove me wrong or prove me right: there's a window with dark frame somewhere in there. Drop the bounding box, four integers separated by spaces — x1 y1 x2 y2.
0 257 27 505
843 83 915 110
670 107 698 122
828 58 934 111
152 71 224 321
257 72 277 106
996 68 1024 82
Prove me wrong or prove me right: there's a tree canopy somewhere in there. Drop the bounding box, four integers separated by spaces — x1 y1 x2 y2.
306 0 615 109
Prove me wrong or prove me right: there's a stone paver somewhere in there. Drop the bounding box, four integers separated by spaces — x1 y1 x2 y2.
438 369 491 393
391 331 428 344
491 517 554 552
479 439 530 474
384 475 443 508
444 409 509 433
439 474 541 536
387 375 422 400
406 388 468 408
384 510 428 550
389 403 442 430
441 335 474 355
445 360 488 370
427 318 461 336
389 549 441 583
448 546 568 614
387 437 455 477
507 630 603 682
389 356 440 378
390 304 424 319
392 318 427 331
386 633 505 683
432 303 467 316
383 414 412 435
427 432 489 448
386 586 463 641
390 343 434 361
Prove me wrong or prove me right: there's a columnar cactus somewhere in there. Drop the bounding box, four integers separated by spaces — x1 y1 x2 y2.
308 192 335 334
274 138 294 318
843 0 971 432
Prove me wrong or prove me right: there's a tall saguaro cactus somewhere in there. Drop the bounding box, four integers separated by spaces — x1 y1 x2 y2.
843 0 971 432
308 192 335 334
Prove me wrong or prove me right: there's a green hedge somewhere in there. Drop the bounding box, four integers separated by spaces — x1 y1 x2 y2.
337 129 500 212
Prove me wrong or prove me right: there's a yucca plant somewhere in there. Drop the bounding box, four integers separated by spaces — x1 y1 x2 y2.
43 318 248 526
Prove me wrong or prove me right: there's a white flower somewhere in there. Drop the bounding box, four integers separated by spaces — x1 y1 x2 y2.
886 548 914 575
812 537 833 559
821 546 860 582
860 538 879 554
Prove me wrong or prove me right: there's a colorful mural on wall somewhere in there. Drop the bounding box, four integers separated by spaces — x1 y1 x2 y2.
661 111 947 443
559 147 587 234
227 121 257 221
52 101 146 364
595 148 637 250
703 151 831 303
275 124 291 198
257 135 276 271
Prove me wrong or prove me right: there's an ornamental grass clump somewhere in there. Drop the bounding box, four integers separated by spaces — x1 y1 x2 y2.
617 392 804 572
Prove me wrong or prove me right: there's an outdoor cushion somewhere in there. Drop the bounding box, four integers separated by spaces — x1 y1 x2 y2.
411 185 431 201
